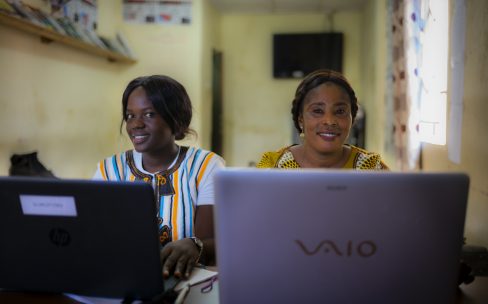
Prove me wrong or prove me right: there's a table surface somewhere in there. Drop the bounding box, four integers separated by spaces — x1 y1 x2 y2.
1 276 487 303
455 276 488 303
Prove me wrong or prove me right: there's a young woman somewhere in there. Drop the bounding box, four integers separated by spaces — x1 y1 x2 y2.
257 69 388 170
94 75 224 279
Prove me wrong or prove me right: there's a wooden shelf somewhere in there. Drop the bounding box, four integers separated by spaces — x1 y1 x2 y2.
0 12 136 64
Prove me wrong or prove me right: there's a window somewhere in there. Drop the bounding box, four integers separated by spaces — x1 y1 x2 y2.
408 0 449 145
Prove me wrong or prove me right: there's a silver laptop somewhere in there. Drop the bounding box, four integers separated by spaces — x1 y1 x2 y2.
0 176 164 300
214 169 469 304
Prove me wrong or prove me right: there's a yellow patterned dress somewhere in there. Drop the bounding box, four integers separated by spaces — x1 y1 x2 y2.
257 144 389 170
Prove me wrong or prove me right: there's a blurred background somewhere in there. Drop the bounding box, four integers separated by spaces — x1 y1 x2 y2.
0 0 487 246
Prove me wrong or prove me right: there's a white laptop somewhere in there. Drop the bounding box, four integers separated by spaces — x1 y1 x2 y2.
214 169 469 304
0 176 164 300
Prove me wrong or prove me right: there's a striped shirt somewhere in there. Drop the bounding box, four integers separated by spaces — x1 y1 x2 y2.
93 146 224 244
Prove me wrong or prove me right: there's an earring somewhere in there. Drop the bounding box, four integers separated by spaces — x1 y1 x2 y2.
299 126 304 138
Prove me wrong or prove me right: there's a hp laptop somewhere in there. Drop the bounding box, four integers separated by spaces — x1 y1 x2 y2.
214 169 469 304
0 176 164 300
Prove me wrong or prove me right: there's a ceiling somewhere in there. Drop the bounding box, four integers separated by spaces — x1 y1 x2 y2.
207 0 368 14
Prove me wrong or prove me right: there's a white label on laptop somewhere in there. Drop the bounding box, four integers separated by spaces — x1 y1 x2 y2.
20 195 77 217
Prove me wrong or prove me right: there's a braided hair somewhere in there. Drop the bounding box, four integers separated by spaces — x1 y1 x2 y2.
291 69 358 134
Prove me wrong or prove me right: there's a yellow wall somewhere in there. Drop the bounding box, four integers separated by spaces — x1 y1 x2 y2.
220 11 362 166
360 0 396 168
0 0 210 178
0 10 125 178
421 0 488 246
200 1 222 149
99 0 207 149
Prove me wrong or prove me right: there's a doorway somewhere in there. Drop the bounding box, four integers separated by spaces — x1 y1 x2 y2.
211 50 223 156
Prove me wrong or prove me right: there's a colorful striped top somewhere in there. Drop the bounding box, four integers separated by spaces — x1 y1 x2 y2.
93 146 225 245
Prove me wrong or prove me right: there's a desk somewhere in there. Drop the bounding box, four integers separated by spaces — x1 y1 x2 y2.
0 291 79 303
1 277 487 303
456 276 488 303
185 278 488 304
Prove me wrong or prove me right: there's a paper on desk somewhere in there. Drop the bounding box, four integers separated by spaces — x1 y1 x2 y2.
64 268 217 303
64 293 131 304
174 267 218 291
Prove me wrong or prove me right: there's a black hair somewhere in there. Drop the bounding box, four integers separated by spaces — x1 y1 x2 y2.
291 69 359 133
120 75 194 140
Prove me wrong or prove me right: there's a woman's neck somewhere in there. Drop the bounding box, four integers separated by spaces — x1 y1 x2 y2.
142 144 179 173
291 144 350 169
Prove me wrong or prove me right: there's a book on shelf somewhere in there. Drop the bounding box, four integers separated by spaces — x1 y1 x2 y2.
44 15 66 35
8 1 45 27
28 4 65 34
99 35 135 58
56 17 82 40
0 0 17 16
72 22 98 45
83 27 109 49
2 0 136 60
116 31 136 59
34 6 68 35
107 36 130 57
98 36 120 53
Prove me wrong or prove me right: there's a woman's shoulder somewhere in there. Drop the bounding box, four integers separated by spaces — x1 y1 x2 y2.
94 150 134 180
348 145 389 170
182 146 225 166
97 150 133 164
184 146 222 158
256 146 293 168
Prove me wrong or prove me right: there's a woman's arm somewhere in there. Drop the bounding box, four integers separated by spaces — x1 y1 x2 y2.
160 152 223 279
159 205 214 279
194 205 215 265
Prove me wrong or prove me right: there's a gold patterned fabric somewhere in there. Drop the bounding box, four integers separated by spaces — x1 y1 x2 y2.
257 145 389 170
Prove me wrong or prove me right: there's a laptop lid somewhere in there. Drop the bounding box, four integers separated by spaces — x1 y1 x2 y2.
214 169 469 304
0 176 164 300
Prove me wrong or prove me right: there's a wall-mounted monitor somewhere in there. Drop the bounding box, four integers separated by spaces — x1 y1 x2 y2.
273 32 343 79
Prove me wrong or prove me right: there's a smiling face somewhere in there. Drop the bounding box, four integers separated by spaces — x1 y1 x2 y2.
299 82 352 155
125 86 175 155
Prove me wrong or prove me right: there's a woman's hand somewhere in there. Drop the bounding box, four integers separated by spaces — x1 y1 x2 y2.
160 205 215 279
160 238 200 279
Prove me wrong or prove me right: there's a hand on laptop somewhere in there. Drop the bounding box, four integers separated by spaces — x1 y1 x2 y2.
160 238 200 279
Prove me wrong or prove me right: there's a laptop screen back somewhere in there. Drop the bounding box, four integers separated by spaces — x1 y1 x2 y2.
214 169 469 304
0 176 164 300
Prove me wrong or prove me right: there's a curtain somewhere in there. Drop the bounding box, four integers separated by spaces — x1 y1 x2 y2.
390 0 424 170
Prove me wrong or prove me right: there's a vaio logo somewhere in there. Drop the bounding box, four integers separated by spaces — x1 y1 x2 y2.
295 240 377 257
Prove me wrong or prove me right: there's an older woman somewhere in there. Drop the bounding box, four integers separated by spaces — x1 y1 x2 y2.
257 69 388 170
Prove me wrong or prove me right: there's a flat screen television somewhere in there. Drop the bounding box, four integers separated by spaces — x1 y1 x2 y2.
273 32 343 79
